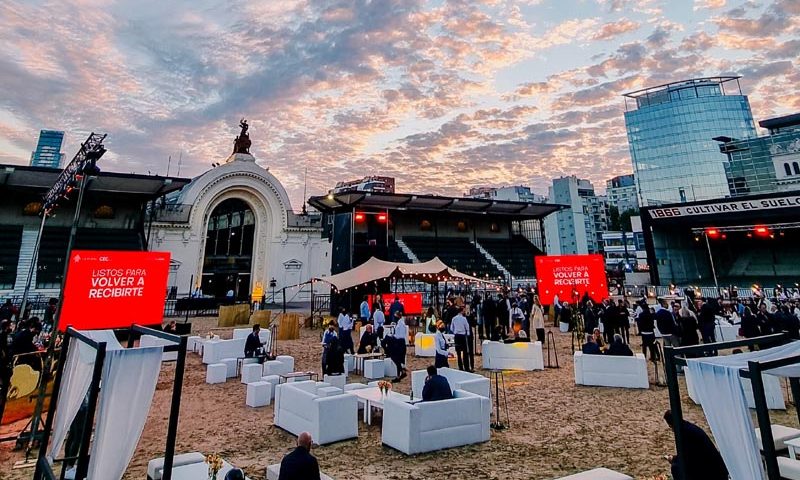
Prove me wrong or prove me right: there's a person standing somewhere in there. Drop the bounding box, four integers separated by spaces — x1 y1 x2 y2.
359 296 371 325
603 299 619 344
481 294 497 340
531 296 545 344
655 301 679 347
337 307 354 354
636 306 657 361
696 299 717 344
434 321 449 368
663 411 728 480
617 300 630 344
450 307 472 372
373 304 386 338
677 306 700 348
278 431 321 480
390 311 408 382
388 295 404 321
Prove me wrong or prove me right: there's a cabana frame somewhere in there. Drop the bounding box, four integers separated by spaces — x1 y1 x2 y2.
33 325 187 480
664 333 788 480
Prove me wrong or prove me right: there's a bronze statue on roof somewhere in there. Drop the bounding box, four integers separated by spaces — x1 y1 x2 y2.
232 118 251 154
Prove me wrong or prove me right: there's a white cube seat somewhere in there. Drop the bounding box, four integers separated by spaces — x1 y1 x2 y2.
246 381 272 407
573 352 648 389
482 340 544 371
343 354 355 373
147 452 205 480
261 375 281 399
264 360 292 377
276 355 295 371
779 456 800 480
755 424 800 451
241 363 263 384
384 358 398 378
317 386 343 397
206 363 227 384
221 358 238 378
364 359 385 379
187 336 201 353
323 374 347 390
554 467 633 479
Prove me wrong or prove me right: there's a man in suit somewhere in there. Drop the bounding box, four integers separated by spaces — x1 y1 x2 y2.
422 365 453 402
664 411 728 480
278 431 321 480
244 324 265 359
581 334 602 355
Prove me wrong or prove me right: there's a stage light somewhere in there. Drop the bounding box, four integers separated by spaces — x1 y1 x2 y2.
706 228 720 238
747 233 753 238
354 212 366 222
754 226 770 237
721 234 727 239
377 213 387 222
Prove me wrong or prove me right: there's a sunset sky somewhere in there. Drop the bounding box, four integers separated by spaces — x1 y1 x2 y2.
1 0 798 209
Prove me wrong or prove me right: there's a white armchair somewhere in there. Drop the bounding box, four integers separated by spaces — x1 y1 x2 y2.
573 352 648 389
273 381 358 445
202 338 246 364
411 367 490 400
381 389 490 454
481 340 544 371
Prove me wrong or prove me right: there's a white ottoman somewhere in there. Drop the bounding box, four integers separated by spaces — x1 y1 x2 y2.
276 355 295 371
187 336 201 353
344 354 355 373
383 358 397 378
324 374 346 390
221 358 238 378
317 386 342 397
261 375 280 399
264 360 291 376
241 363 263 384
246 381 271 407
364 359 385 379
555 467 632 479
206 363 227 384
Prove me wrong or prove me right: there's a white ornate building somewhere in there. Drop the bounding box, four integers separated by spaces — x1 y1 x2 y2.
149 152 330 301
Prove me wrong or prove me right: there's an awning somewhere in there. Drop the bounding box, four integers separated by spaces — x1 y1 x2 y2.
315 256 498 291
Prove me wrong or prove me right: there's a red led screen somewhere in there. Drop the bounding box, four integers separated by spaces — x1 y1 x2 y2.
535 254 607 305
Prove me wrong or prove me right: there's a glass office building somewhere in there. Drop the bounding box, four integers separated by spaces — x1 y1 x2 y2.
624 77 756 206
30 130 65 168
719 113 800 196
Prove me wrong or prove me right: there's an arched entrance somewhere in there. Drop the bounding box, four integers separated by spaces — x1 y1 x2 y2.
200 198 255 300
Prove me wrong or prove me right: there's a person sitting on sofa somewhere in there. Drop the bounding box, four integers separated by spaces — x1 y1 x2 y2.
422 365 453 402
357 324 379 354
592 328 606 351
224 468 245 480
278 431 321 480
605 334 634 356
581 334 602 355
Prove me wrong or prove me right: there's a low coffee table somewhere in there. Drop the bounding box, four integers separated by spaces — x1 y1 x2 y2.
279 371 319 384
349 387 421 425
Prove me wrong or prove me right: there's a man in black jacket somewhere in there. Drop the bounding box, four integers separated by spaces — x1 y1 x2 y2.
278 432 320 480
244 324 265 360
655 302 679 347
664 411 728 480
422 365 453 401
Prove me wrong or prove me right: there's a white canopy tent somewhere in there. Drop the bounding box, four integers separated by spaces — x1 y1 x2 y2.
685 340 800 480
314 256 499 292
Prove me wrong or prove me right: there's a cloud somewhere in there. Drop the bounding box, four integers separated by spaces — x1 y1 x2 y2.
590 19 641 41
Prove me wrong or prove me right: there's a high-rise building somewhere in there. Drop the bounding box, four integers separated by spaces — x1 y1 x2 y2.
544 176 608 255
606 174 639 213
30 130 65 168
623 77 757 206
718 113 800 196
466 185 547 203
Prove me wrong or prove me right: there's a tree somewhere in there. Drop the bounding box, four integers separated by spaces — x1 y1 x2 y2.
619 208 639 232
608 205 621 231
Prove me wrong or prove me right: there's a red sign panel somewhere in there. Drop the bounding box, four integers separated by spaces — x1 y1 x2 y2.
59 250 171 331
368 293 423 316
535 254 607 305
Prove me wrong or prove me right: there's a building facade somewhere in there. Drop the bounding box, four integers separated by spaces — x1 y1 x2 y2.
466 185 547 203
720 113 800 196
623 77 757 206
544 176 608 255
606 174 639 213
30 130 65 168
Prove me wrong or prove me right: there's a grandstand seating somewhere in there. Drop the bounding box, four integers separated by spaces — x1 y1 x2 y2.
402 236 504 279
477 235 541 278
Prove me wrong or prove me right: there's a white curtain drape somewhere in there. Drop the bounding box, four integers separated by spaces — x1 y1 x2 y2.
48 341 96 460
86 346 163 480
686 341 800 480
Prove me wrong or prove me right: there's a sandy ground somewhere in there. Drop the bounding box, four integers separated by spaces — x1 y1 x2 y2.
1 318 797 480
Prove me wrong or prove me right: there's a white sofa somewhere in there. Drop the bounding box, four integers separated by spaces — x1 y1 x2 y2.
140 335 177 361
202 338 246 364
147 452 205 480
273 381 358 445
573 352 649 389
233 327 272 346
381 389 490 454
554 467 633 479
410 367 490 400
685 367 785 410
482 340 544 371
